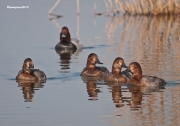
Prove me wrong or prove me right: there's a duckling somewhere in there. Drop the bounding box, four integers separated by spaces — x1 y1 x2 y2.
16 58 46 82
55 26 83 50
128 62 166 86
80 53 109 78
105 57 129 83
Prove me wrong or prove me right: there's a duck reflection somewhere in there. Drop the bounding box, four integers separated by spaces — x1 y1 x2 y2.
86 81 101 100
55 48 75 70
106 84 125 108
17 80 44 102
55 46 82 70
82 77 102 101
128 85 142 108
128 85 165 111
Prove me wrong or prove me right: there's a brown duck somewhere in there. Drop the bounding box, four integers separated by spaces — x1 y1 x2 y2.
80 53 109 78
105 57 129 83
16 58 46 82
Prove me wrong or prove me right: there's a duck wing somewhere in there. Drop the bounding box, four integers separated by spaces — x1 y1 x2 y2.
96 66 110 78
121 69 132 78
142 75 166 86
31 69 46 82
71 38 83 49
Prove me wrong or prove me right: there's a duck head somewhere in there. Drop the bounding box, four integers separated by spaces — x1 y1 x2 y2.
112 57 127 73
22 58 34 73
128 62 142 81
60 26 71 42
86 53 103 69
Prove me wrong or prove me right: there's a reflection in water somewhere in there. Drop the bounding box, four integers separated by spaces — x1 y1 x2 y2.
17 81 44 102
55 48 76 70
104 15 180 81
82 77 102 101
86 81 100 100
55 47 82 70
128 85 142 110
107 84 124 108
48 0 62 30
104 84 171 125
128 85 165 111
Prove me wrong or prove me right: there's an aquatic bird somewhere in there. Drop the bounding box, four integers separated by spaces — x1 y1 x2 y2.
127 62 166 86
16 58 46 82
55 26 83 50
105 57 129 83
80 53 109 77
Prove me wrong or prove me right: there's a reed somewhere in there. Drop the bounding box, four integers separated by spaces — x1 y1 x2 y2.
104 15 180 80
105 0 180 15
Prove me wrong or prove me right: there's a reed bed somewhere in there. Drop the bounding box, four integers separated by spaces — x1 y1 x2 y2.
104 0 180 15
104 15 180 80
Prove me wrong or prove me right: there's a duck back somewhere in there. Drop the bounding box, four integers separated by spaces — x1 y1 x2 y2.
31 69 46 82
81 66 109 77
141 75 166 86
71 38 83 49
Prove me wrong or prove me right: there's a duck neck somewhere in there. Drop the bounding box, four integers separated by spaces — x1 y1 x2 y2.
132 73 142 81
22 66 31 74
86 63 95 70
23 69 31 74
61 38 70 42
112 67 121 74
61 40 69 43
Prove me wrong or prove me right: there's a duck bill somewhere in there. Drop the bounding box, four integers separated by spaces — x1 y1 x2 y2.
122 62 128 68
29 63 34 70
96 59 103 64
124 68 130 73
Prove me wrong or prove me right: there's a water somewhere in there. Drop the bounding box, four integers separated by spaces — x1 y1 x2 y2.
1 0 180 126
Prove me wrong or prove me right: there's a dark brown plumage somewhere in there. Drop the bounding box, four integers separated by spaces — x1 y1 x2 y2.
105 57 128 83
81 53 109 77
128 62 166 86
55 26 77 50
16 58 46 82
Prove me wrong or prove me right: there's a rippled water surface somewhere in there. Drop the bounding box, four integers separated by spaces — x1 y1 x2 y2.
1 0 180 126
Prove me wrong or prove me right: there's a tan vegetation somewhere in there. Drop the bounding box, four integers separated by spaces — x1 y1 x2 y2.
104 15 180 81
103 0 180 15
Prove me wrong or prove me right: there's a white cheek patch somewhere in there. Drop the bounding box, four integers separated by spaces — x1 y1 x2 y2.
62 34 66 38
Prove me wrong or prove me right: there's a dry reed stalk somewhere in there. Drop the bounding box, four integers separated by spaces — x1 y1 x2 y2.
103 15 180 79
140 0 148 14
108 0 114 8
115 0 126 13
125 1 132 14
174 0 180 14
131 0 137 14
103 0 180 15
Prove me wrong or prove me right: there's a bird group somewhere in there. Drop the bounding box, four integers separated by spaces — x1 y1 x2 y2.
80 53 166 86
16 26 166 87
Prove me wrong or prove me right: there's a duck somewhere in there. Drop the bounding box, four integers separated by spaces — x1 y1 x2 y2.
55 26 83 50
80 53 109 78
16 58 46 82
127 62 166 86
105 57 130 83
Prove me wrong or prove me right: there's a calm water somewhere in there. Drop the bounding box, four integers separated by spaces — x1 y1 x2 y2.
1 0 180 126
